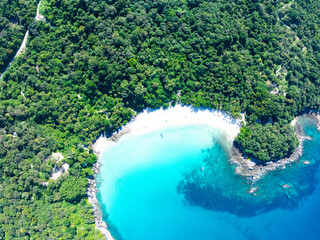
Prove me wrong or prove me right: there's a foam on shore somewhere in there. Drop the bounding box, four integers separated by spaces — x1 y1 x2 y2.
91 105 241 239
91 107 320 238
231 115 314 182
94 105 241 154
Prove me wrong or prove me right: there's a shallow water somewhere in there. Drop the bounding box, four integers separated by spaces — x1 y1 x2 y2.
97 117 320 240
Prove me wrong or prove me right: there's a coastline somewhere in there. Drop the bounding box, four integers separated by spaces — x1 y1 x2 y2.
104 105 241 143
89 104 242 239
88 105 320 239
89 135 115 240
230 113 318 182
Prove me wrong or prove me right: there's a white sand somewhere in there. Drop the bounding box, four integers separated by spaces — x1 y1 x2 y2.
91 104 241 240
51 152 64 162
291 117 298 126
94 105 241 154
41 152 68 185
93 136 114 159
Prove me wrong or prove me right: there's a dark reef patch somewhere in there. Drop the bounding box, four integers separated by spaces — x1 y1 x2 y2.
177 117 320 217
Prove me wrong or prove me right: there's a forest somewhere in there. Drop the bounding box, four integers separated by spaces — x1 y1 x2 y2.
1 0 320 238
0 0 37 72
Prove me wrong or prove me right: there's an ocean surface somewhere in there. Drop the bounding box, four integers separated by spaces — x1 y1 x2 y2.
97 117 320 240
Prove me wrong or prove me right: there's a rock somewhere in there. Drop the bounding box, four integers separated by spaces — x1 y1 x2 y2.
87 157 115 240
248 187 258 194
302 160 310 165
230 116 311 181
50 163 69 180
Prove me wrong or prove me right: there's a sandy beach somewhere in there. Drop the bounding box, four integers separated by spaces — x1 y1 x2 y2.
95 105 241 150
90 106 320 239
90 104 242 239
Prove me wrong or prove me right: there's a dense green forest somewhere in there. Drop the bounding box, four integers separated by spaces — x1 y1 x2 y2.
235 123 299 161
1 0 320 238
0 0 38 72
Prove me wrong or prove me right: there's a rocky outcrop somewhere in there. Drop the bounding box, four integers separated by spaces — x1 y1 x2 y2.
87 176 114 240
230 114 314 181
88 143 115 240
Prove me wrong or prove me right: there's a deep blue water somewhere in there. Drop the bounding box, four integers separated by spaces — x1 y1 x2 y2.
97 117 320 240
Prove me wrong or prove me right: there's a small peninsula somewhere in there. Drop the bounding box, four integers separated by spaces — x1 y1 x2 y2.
93 106 320 239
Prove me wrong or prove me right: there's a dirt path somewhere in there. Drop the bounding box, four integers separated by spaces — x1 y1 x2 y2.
278 1 295 31
36 0 45 21
0 1 42 80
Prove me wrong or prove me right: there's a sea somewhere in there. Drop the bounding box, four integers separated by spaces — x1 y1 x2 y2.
97 116 320 240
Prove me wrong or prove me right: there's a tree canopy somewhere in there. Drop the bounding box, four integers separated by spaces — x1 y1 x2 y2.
1 0 320 238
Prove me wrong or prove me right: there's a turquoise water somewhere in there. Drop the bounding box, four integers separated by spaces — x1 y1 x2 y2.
97 117 320 240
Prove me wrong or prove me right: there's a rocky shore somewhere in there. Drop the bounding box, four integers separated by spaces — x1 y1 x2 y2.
230 113 318 181
88 107 320 237
87 105 242 239
87 129 139 240
88 137 115 240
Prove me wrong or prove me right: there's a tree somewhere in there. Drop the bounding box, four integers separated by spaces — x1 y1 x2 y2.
59 176 88 203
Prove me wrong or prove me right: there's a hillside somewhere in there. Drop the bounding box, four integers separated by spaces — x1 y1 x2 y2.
1 0 320 238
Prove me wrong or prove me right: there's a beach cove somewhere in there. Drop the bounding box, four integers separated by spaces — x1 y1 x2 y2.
91 105 320 240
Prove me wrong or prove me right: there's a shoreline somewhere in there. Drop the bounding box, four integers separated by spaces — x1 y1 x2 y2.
89 105 320 239
230 113 318 182
87 156 115 240
89 104 242 239
106 105 241 143
89 134 115 240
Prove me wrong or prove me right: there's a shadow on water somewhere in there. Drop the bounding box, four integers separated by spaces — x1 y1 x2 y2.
177 117 320 217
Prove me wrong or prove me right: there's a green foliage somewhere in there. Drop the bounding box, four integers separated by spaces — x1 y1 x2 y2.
59 176 88 203
0 0 37 71
0 122 103 239
1 0 320 238
235 124 299 162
